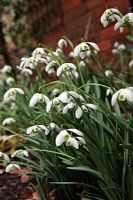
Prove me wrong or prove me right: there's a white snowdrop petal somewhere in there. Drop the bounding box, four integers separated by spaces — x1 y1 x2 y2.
6 164 20 173
76 137 86 144
75 106 83 119
63 105 69 114
86 104 98 110
88 42 100 51
14 88 24 94
67 129 83 136
57 66 63 76
67 137 79 149
74 44 81 57
46 101 53 112
111 90 120 106
58 92 69 103
43 95 50 104
56 132 66 146
124 88 133 103
29 94 39 107
27 126 34 134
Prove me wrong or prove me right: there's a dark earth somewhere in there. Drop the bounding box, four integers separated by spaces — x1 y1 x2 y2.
0 173 35 200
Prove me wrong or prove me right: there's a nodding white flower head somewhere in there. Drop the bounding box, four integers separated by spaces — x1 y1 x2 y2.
106 88 113 96
11 149 29 158
111 87 133 106
0 152 10 162
6 77 15 85
79 61 86 68
46 91 84 112
45 61 57 73
6 164 20 173
47 122 60 131
100 8 122 28
74 42 100 59
2 117 16 126
117 44 126 51
69 51 75 58
55 129 84 149
52 88 60 96
1 65 12 74
63 102 97 119
112 49 119 54
27 125 49 136
57 63 77 76
129 60 133 68
112 42 126 54
20 57 36 69
114 42 119 47
78 104 98 119
32 47 46 56
122 13 133 25
105 70 113 77
58 38 67 49
21 68 33 76
55 48 64 56
29 93 50 107
114 13 133 32
3 88 24 103
46 97 61 112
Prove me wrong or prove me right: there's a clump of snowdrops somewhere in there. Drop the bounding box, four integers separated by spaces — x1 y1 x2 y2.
1 7 133 200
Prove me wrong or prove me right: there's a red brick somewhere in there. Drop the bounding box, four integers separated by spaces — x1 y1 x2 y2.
100 26 129 40
62 0 81 12
98 40 112 52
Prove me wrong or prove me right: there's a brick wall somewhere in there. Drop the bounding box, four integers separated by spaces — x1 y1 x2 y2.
28 0 131 59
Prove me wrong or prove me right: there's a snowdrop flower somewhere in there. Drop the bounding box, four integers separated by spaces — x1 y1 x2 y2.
1 65 12 74
2 117 16 126
29 93 50 107
111 87 133 106
52 88 60 96
3 88 24 103
45 61 57 73
129 60 133 68
20 57 36 69
46 91 84 112
63 102 97 119
114 42 119 48
58 38 67 49
74 42 100 59
117 44 126 51
0 152 10 162
21 68 33 76
27 125 49 136
6 164 20 173
32 47 46 56
112 49 119 54
75 104 97 119
105 70 113 77
114 13 133 32
100 8 122 27
57 63 77 76
76 137 86 145
106 88 113 96
46 97 62 112
56 129 84 149
47 123 60 131
69 51 74 58
79 61 86 68
55 48 64 56
6 77 15 85
67 91 84 101
11 149 29 158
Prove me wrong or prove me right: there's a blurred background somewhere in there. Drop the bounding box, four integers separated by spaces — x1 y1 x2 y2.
0 0 132 67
